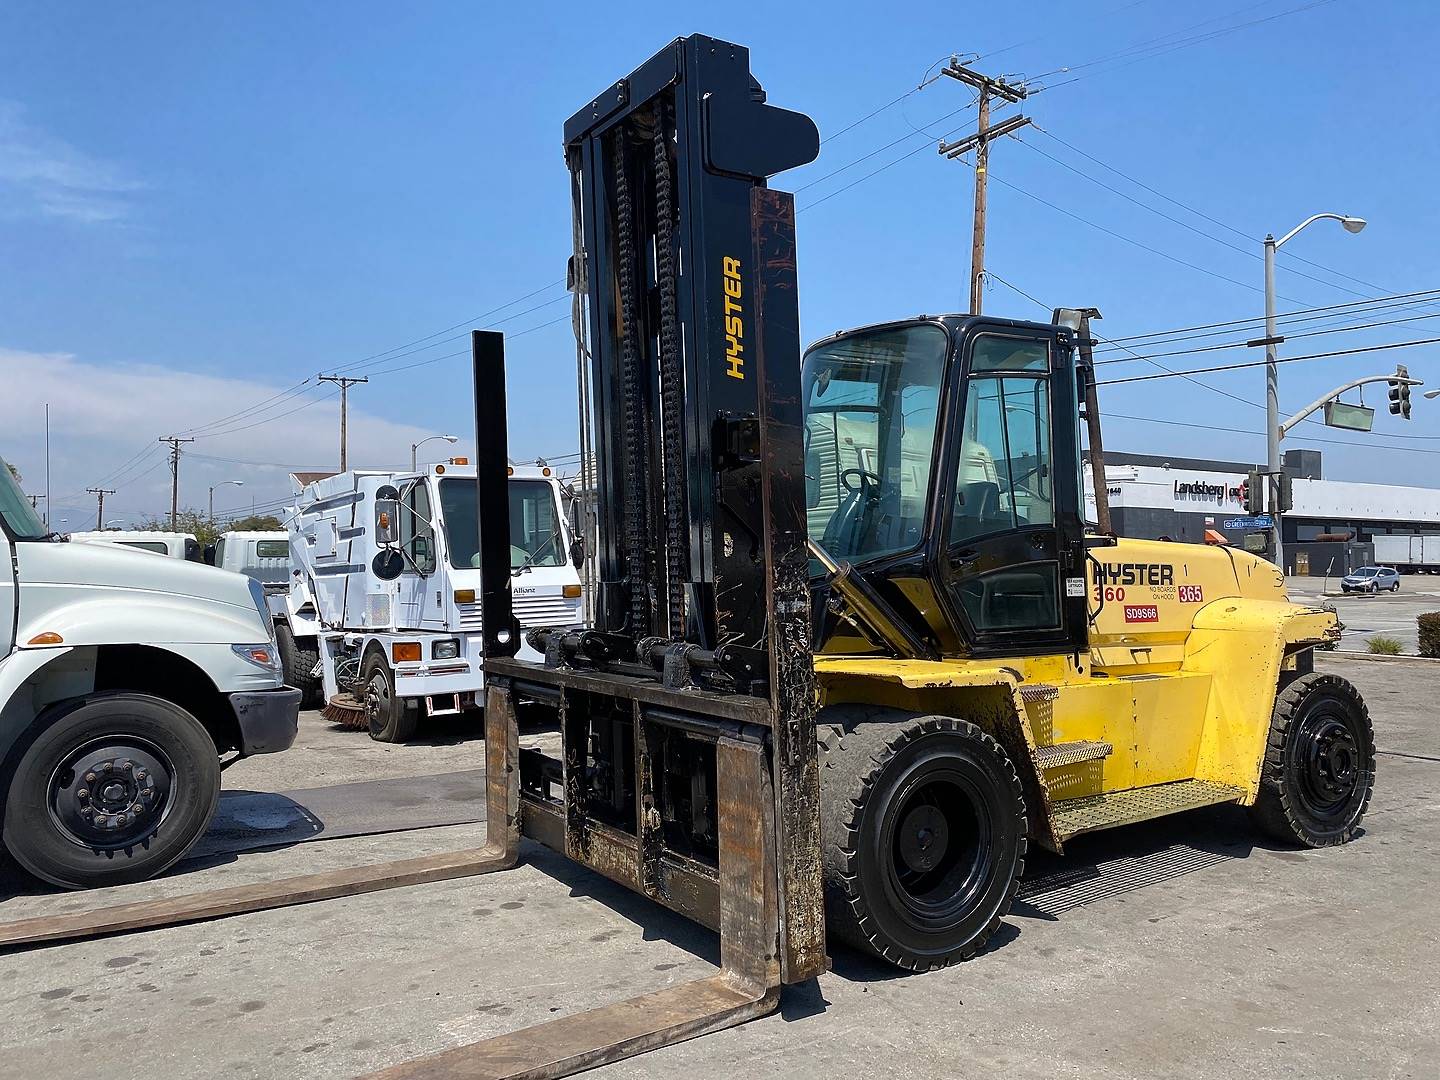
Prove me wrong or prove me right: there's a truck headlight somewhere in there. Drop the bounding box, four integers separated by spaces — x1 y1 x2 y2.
233 643 281 672
433 638 461 660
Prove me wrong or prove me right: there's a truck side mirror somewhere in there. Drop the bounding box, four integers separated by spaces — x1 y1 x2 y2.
570 537 586 569
372 549 405 580
375 485 400 546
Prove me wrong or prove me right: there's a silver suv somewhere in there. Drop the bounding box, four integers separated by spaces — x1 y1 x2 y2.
1341 566 1401 594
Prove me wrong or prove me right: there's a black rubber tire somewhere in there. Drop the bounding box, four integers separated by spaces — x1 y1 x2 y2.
818 709 1026 971
1 693 221 890
276 623 323 710
1249 672 1374 847
361 651 418 743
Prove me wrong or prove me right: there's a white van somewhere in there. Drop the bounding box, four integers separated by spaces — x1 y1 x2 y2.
70 530 202 562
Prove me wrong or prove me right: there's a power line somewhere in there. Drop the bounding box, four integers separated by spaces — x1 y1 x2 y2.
1097 290 1440 348
1098 336 1440 387
1107 411 1440 457
1094 308 1440 367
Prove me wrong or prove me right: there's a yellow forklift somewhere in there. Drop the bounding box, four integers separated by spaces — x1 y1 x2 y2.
387 32 1374 1077
0 37 1373 1078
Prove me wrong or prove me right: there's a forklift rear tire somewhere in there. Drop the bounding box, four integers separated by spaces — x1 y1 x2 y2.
1249 672 1374 847
276 624 323 710
361 651 419 743
819 711 1026 971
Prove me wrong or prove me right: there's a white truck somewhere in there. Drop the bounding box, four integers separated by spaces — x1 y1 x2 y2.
0 458 300 889
69 530 203 562
275 464 584 741
1371 533 1440 573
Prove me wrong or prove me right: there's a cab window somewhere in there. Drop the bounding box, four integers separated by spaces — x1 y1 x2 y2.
399 482 437 574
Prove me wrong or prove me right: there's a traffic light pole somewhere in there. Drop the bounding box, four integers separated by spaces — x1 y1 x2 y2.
1278 370 1422 439
1264 239 1284 572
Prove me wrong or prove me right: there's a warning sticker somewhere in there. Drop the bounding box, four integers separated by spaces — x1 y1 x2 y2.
1124 604 1160 623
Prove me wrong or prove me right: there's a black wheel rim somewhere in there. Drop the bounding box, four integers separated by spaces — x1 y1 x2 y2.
1293 703 1363 818
47 737 174 851
366 669 391 732
880 763 992 929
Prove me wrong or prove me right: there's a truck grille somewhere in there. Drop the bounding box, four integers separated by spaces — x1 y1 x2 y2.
457 597 582 631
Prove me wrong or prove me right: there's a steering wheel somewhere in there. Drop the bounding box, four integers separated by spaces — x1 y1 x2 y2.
840 467 882 495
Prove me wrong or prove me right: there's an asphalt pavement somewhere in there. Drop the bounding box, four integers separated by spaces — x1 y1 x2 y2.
1286 575 1440 653
0 657 1435 1079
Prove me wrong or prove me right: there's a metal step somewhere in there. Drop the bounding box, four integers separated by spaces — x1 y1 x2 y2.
1034 740 1113 770
1051 779 1247 841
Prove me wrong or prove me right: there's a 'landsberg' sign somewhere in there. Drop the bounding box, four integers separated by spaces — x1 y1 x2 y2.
1173 477 1247 507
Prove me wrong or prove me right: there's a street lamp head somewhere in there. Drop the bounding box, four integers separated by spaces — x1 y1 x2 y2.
443 434 459 444
1341 216 1367 235
1425 388 1440 400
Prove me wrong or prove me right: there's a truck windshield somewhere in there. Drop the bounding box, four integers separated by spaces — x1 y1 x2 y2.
438 478 565 569
0 458 48 539
803 324 947 564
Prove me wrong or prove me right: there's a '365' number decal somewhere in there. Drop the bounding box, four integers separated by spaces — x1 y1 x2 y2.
1177 585 1204 603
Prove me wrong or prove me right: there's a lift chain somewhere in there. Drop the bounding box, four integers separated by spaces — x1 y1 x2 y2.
612 123 652 634
652 101 688 641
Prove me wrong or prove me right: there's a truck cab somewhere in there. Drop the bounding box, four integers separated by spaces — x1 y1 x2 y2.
0 457 300 889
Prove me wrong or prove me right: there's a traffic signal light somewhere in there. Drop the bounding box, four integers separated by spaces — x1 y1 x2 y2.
1277 472 1293 514
1246 468 1265 514
1390 365 1412 420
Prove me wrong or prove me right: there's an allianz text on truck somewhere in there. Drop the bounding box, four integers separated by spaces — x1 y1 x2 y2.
0 459 300 888
277 463 584 741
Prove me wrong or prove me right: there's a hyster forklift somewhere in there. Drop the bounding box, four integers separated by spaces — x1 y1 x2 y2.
372 33 1375 1079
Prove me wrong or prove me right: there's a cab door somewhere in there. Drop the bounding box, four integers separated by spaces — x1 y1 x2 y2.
936 326 1087 657
395 479 441 630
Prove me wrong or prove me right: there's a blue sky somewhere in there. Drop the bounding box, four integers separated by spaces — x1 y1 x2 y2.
3 1 1438 526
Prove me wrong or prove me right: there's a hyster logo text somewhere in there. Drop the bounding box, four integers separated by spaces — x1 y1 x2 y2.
1096 562 1175 586
722 256 744 380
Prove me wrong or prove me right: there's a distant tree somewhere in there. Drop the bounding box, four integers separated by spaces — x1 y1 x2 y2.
5 462 20 484
226 514 284 532
133 510 285 546
135 509 223 546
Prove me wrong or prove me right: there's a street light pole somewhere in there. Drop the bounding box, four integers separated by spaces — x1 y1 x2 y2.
410 434 459 471
209 479 244 526
1262 213 1366 576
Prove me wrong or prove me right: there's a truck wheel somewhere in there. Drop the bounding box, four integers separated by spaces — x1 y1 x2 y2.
361 651 418 743
1249 672 1374 847
1 693 220 890
276 624 323 710
819 712 1026 971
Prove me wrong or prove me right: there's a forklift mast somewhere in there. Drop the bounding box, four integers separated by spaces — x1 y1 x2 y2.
564 35 819 668
455 35 828 1075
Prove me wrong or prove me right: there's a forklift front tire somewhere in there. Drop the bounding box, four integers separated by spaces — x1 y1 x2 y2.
819 711 1026 971
361 651 419 743
1249 672 1374 847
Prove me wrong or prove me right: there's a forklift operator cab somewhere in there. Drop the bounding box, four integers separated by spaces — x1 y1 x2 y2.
805 315 1086 659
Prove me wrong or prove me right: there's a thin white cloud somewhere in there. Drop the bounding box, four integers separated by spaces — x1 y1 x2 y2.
1 347 458 526
0 101 141 224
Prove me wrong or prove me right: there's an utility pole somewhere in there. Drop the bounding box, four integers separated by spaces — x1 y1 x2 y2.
318 374 368 471
938 59 1029 314
158 436 195 529
86 486 116 529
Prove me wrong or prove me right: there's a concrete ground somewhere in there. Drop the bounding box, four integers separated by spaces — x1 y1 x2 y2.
1287 576 1440 653
0 656 1436 1079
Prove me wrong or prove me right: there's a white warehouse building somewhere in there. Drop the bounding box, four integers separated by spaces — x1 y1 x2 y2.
1083 449 1440 576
